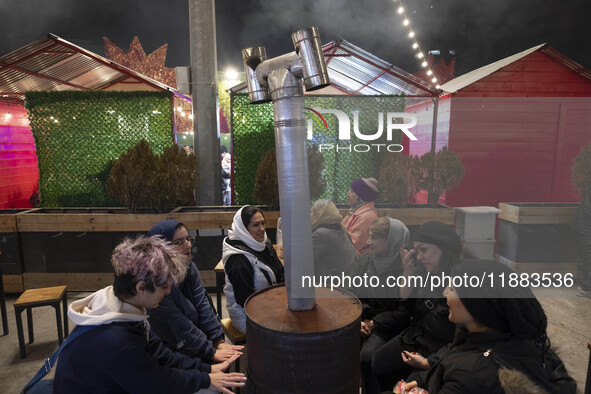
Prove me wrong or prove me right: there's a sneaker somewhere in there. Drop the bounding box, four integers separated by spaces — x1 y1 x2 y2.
576 289 591 298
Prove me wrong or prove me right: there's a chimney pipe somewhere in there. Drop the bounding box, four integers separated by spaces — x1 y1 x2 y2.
241 27 330 311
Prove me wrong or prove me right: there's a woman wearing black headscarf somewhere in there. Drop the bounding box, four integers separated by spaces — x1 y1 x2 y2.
401 259 576 393
370 221 462 393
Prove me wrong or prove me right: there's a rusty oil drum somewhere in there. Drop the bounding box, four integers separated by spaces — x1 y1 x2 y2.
245 284 361 393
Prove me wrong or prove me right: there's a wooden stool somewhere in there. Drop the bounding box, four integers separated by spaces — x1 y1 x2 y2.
222 317 246 379
14 285 68 358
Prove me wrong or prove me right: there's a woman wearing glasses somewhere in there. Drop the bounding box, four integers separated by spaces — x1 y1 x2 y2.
222 206 284 334
147 219 243 363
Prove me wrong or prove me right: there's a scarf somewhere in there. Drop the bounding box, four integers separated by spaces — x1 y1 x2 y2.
227 206 268 252
311 201 343 232
372 218 409 275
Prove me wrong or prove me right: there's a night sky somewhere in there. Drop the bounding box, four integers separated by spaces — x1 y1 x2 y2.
1 0 589 78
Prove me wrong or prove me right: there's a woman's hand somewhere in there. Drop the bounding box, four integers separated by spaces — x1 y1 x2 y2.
208 371 247 394
400 247 416 275
393 380 418 393
401 350 430 369
361 319 374 337
217 341 245 352
211 353 241 373
212 346 243 363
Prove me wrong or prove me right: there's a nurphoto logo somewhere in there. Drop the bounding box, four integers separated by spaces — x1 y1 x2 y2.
305 108 418 153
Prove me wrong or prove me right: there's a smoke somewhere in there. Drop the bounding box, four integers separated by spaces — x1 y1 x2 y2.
218 0 590 76
1 0 588 78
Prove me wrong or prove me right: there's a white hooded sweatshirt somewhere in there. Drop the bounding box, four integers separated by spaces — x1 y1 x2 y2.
68 285 148 326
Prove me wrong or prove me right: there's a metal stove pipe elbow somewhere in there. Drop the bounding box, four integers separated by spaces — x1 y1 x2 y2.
241 46 271 104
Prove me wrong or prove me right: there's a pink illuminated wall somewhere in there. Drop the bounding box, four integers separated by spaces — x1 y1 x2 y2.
0 101 39 208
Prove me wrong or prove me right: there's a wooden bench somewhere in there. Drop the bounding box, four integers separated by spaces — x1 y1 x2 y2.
14 285 68 358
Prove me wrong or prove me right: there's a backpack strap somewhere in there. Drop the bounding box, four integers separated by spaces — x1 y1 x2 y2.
21 325 98 393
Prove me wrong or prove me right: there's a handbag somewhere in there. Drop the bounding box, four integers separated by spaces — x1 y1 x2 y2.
21 324 97 394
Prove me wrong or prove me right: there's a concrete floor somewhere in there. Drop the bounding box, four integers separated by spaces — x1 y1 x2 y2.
0 288 589 394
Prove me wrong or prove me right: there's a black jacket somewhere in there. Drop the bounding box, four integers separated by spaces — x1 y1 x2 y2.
224 239 284 307
354 253 411 339
416 330 576 394
400 284 456 365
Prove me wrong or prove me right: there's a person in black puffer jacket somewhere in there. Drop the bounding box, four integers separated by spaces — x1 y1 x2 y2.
400 259 576 394
371 221 462 393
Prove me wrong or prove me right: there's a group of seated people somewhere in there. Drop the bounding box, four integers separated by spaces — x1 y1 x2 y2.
49 176 576 393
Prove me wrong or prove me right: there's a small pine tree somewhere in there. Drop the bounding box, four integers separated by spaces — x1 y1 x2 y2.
107 141 199 213
570 142 591 198
107 140 155 213
379 154 418 208
253 149 280 209
149 145 199 212
253 146 326 209
417 147 465 207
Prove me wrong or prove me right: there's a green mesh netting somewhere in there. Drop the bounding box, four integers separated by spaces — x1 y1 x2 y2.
231 94 406 205
25 91 174 207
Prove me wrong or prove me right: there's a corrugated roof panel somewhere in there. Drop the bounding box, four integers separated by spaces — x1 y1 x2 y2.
357 85 384 95
371 75 421 95
11 75 59 93
333 54 384 78
69 67 125 90
327 69 364 92
40 54 104 85
16 52 73 75
0 37 55 66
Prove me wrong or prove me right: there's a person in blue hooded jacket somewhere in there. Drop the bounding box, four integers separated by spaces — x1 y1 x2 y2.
147 219 243 362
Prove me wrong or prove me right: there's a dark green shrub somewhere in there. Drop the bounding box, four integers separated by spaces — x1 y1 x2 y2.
570 142 591 197
107 140 155 213
253 146 326 209
379 154 419 207
416 147 465 207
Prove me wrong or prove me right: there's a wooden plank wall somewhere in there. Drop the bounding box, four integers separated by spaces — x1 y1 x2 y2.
445 51 591 207
0 102 38 209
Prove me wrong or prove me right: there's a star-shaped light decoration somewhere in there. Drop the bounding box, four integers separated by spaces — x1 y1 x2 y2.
103 36 177 88
104 36 194 134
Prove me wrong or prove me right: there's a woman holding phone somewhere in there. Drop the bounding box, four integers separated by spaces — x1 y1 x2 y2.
370 221 463 393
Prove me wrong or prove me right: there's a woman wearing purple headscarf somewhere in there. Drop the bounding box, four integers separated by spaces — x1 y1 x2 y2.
342 177 380 255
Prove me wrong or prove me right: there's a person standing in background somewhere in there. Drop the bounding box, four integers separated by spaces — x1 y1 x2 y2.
342 177 380 255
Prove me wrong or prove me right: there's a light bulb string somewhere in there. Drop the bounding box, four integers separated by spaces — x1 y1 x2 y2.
396 0 440 88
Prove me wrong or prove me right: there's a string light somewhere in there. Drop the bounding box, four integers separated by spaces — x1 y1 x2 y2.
393 0 440 89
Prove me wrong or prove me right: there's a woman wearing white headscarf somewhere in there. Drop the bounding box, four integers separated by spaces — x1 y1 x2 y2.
222 206 284 333
354 217 412 394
